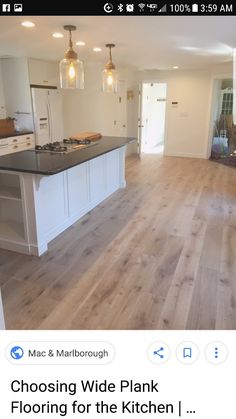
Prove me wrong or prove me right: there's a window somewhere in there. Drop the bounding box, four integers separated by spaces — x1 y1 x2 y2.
221 89 233 115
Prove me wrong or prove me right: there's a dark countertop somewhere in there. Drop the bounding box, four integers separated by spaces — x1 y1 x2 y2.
0 130 33 139
0 136 136 175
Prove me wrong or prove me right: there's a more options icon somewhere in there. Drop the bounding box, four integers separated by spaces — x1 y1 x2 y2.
205 341 228 365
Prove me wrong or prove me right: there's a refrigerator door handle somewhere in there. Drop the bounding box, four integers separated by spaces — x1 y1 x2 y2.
47 102 52 142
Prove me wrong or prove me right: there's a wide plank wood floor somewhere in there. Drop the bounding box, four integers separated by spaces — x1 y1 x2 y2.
1 154 236 330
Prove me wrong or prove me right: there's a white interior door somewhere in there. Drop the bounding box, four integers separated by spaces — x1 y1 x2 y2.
137 84 143 158
140 82 167 154
117 81 127 137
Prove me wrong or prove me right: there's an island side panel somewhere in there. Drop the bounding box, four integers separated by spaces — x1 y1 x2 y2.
22 146 127 256
0 170 32 255
21 173 49 256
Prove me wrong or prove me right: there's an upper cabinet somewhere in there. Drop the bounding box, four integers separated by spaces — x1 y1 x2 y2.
28 58 59 87
0 57 60 132
1 57 32 116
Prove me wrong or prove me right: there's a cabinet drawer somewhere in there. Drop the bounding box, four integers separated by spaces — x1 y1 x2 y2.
9 134 34 145
0 134 35 155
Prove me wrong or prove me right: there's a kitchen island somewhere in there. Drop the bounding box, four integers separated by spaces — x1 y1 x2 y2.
0 136 135 256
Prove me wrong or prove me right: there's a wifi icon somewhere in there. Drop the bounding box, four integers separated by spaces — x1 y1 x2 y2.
138 3 145 11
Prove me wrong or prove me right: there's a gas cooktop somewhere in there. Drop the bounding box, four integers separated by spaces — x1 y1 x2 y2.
33 139 97 154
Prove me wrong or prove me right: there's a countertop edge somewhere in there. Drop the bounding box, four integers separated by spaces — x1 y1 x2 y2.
0 131 34 139
0 137 137 176
23 142 128 175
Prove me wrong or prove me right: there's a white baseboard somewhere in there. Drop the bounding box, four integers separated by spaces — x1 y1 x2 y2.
164 151 207 159
0 238 30 255
30 242 48 257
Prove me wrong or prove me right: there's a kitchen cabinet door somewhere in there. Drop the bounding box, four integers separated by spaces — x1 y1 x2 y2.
67 163 89 216
28 58 59 87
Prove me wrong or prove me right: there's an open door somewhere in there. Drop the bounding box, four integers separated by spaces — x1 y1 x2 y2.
138 82 167 157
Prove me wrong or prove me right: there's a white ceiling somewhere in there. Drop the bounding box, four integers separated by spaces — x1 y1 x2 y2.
0 16 235 70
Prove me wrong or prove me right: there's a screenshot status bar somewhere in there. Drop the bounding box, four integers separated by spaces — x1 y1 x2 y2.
0 1 235 16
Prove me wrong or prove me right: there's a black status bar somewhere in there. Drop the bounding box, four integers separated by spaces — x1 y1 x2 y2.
0 1 235 16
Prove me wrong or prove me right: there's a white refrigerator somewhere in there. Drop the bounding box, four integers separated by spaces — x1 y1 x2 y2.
31 87 64 146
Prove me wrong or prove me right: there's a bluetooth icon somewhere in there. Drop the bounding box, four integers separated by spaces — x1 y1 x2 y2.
118 3 123 12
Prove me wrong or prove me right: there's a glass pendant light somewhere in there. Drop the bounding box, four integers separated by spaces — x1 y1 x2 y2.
60 25 84 89
102 44 118 93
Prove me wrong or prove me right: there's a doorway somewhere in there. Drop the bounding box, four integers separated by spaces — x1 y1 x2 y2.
140 82 167 154
208 78 234 164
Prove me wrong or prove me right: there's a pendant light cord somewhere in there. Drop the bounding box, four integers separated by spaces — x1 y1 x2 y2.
69 29 73 49
109 45 112 63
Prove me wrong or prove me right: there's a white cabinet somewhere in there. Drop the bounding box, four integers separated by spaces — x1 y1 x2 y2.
0 146 127 256
0 133 35 156
28 58 59 87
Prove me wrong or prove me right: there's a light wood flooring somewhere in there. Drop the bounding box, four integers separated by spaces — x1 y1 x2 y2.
1 154 236 330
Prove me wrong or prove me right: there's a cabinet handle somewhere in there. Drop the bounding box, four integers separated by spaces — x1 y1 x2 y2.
27 143 31 146
13 145 18 149
13 139 18 143
43 80 49 83
26 137 30 139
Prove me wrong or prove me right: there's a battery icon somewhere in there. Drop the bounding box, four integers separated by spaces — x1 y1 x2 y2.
192 3 198 12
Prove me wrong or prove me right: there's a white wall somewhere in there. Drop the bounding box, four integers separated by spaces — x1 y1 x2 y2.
210 61 233 78
62 62 104 135
165 70 211 158
135 69 213 158
121 68 138 154
62 65 221 159
62 62 137 155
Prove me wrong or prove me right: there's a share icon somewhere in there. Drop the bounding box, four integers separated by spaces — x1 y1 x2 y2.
153 347 164 358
